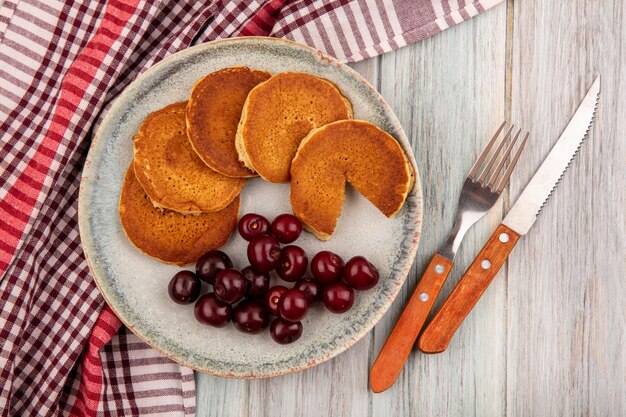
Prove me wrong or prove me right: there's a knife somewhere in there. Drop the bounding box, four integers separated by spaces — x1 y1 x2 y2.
418 76 600 353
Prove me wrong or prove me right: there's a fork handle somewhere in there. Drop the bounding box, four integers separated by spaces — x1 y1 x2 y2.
370 253 452 393
418 224 520 353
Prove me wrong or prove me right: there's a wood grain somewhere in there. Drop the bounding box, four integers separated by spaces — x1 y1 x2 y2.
372 8 508 417
505 1 626 416
196 1 625 415
370 254 452 392
419 224 520 353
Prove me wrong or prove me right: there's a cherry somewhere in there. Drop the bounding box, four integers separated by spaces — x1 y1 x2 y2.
294 277 322 306
242 266 270 299
233 300 270 334
322 282 354 313
213 269 247 304
344 256 380 290
271 214 302 243
278 288 309 322
194 293 232 327
247 235 281 272
196 250 233 285
168 271 201 304
311 251 344 283
238 213 270 241
265 285 288 316
276 245 308 282
270 318 303 344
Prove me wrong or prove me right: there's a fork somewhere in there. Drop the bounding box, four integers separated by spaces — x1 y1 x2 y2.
369 122 529 393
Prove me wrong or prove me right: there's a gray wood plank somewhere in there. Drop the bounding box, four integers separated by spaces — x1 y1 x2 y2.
196 374 248 417
372 5 508 417
505 2 626 416
247 337 372 417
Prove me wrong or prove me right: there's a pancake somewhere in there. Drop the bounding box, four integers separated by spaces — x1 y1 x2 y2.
133 102 245 214
290 120 414 240
236 72 353 183
186 67 271 178
119 167 240 265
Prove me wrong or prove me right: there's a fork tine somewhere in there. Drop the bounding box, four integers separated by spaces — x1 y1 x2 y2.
477 125 514 184
486 129 522 190
495 132 529 193
468 121 506 180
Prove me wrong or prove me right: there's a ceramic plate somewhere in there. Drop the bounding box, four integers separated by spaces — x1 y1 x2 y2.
79 37 423 378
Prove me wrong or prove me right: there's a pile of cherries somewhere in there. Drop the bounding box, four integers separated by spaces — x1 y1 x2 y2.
167 213 380 344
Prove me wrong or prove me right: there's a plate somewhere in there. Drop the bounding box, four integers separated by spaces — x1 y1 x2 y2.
79 37 423 378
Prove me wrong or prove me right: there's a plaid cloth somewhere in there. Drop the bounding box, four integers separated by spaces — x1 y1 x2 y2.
0 0 502 415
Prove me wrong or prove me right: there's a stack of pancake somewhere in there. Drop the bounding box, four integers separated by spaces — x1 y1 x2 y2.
120 67 413 264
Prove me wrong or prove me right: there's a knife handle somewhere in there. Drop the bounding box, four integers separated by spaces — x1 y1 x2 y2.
418 224 520 353
370 253 452 392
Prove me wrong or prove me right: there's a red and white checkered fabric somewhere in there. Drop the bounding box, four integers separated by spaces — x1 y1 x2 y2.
0 0 501 415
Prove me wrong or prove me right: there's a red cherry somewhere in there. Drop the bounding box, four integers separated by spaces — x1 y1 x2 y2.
238 213 271 241
265 285 288 316
271 214 302 243
322 282 354 313
168 271 201 304
247 235 281 272
294 278 322 306
194 293 232 327
242 266 270 299
278 288 309 322
232 300 270 334
213 269 248 304
270 318 303 344
344 256 380 290
195 250 233 285
311 251 344 283
276 245 308 282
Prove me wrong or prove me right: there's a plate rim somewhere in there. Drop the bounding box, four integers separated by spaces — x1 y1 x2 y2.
79 36 423 378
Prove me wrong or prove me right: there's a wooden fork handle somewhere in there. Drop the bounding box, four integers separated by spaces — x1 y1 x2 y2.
418 224 520 353
370 253 453 393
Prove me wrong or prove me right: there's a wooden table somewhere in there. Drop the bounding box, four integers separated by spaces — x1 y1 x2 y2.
196 2 625 415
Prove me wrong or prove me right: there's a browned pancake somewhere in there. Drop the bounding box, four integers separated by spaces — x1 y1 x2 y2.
133 102 245 214
290 120 414 240
119 167 239 265
236 72 353 183
186 67 271 178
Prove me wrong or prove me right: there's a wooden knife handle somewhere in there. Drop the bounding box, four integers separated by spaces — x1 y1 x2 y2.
370 253 453 393
418 224 520 353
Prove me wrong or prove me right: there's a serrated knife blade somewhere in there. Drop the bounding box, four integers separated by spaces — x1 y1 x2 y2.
502 76 600 235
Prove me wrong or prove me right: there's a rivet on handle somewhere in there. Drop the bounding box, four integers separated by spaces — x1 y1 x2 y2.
434 264 445 274
419 293 429 302
499 232 510 243
481 259 491 270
